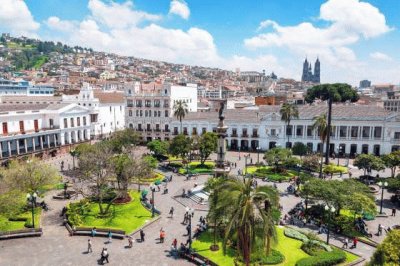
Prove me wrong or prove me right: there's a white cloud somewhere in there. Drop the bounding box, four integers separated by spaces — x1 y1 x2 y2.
169 0 190 20
88 0 161 29
0 0 40 37
370 52 392 61
245 0 391 68
45 17 77 32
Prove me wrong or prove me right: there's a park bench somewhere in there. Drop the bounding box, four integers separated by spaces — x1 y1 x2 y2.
72 227 125 239
179 251 218 266
0 228 42 240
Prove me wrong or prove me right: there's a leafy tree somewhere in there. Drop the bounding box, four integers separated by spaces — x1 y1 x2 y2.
354 154 385 176
381 151 400 178
292 142 309 158
75 142 116 215
312 114 328 178
305 83 359 164
279 103 299 147
369 229 400 265
302 154 320 172
169 134 191 160
210 176 279 265
147 140 169 157
143 155 158 169
74 143 95 157
108 129 140 153
198 132 218 165
173 100 189 133
1 159 60 193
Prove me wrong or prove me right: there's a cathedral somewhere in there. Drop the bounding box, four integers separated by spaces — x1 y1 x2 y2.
301 58 320 83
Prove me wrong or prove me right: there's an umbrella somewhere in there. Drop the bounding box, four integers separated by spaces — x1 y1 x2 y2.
154 180 162 185
141 190 148 196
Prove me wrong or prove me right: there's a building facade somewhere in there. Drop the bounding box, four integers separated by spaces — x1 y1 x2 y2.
0 78 54 96
125 83 197 142
0 103 91 160
162 105 399 156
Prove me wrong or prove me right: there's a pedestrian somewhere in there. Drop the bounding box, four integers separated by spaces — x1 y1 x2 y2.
186 225 190 236
392 208 396 217
172 238 178 249
377 224 382 236
160 228 165 243
250 158 253 164
234 162 237 168
107 230 112 243
87 239 93 253
169 207 174 218
348 171 352 178
91 227 97 237
140 229 145 242
352 237 358 248
100 248 109 264
170 175 173 182
157 185 160 191
128 236 133 248
342 238 348 249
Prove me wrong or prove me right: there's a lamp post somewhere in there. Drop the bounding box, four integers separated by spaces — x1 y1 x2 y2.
256 146 261 164
26 192 38 228
150 185 155 217
324 205 336 245
238 146 241 160
244 154 251 176
336 147 340 166
186 207 194 252
377 181 388 214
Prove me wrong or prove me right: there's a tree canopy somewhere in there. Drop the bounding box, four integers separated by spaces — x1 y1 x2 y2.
264 147 292 172
381 151 400 178
169 134 191 160
147 140 169 157
198 132 218 165
354 154 385 175
292 142 309 157
305 83 359 104
369 229 400 265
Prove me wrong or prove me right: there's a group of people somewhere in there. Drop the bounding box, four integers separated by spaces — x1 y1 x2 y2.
86 239 109 264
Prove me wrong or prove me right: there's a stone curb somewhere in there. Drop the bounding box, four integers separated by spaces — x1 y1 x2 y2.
329 242 367 266
129 216 161 237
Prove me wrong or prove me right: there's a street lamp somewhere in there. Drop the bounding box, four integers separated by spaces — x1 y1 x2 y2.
336 147 340 166
238 146 241 160
244 154 250 176
150 185 156 217
324 205 336 245
26 192 38 228
185 206 195 252
256 146 261 164
377 181 388 214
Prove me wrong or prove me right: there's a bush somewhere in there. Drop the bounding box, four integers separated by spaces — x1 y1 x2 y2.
8 217 28 222
251 249 285 265
284 157 302 168
24 218 33 228
301 241 326 256
380 177 400 193
284 228 309 242
295 249 346 266
168 162 183 168
302 155 320 172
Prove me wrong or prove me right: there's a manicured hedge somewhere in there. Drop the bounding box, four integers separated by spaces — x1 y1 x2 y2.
251 249 285 265
295 249 346 266
284 227 309 242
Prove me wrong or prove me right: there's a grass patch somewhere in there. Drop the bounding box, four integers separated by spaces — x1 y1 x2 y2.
275 227 309 265
32 55 48 69
246 166 308 182
136 172 165 185
0 208 41 232
71 191 152 234
179 161 215 175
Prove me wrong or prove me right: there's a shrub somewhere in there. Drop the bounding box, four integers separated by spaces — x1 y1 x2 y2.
8 217 28 222
302 155 320 172
295 249 346 266
251 249 285 265
24 217 33 228
301 241 326 256
284 227 309 242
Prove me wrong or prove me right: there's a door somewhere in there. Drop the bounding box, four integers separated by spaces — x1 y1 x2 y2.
19 121 25 133
34 120 39 132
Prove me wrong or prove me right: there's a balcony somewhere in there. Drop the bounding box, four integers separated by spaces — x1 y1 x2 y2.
154 129 161 132
136 104 142 107
163 129 170 132
173 131 179 135
241 133 249 138
231 133 238 138
127 104 134 108
251 134 259 138
391 138 400 144
163 104 170 108
137 128 143 132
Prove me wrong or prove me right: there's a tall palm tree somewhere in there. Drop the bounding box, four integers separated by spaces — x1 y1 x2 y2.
210 177 279 265
173 100 189 133
280 103 299 148
312 114 329 178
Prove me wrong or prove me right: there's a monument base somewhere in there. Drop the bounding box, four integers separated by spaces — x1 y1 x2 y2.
214 167 231 177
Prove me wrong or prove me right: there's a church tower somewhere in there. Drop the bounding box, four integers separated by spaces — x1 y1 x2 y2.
301 58 309 82
313 58 320 83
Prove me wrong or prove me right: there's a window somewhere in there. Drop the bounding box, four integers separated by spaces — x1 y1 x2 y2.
140 110 143 117
296 125 303 137
154 100 160 107
271 129 276 136
2 122 8 134
286 125 293 136
64 118 68 128
149 110 152 117
127 100 133 107
165 110 168 117
351 126 358 138
83 117 86 126
158 111 161 117
138 124 142 130
136 100 142 107
19 121 25 133
394 132 400 140
202 128 207 134
374 127 382 138
174 127 179 135
156 124 160 131
129 123 133 129
339 126 347 138
165 125 169 132
252 129 258 137
147 124 151 131
110 106 112 112
145 110 148 117
70 118 74 127
145 100 151 107
183 127 188 135
77 117 81 127
136 110 139 116
192 128 197 135
49 119 54 128
362 126 370 138
129 110 133 117
34 120 39 132
307 126 313 137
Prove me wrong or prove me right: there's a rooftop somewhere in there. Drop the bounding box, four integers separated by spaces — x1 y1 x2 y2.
93 90 124 103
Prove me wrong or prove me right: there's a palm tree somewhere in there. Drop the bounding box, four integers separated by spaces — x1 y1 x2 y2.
173 100 189 133
280 103 299 148
210 177 279 265
312 114 329 178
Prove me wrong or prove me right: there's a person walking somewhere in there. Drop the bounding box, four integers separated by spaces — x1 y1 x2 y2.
107 230 113 243
87 239 93 253
392 208 396 217
169 207 174 218
140 229 145 242
352 237 358 248
172 238 178 249
377 224 383 236
100 248 109 264
159 228 165 243
342 238 348 249
128 236 133 248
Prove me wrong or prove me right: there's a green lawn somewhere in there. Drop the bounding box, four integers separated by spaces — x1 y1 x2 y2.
192 226 359 265
179 161 215 174
246 166 305 182
77 191 152 234
0 208 42 232
136 172 165 185
32 55 48 69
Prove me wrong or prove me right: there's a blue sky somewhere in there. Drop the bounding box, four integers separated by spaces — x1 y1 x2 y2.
1 0 399 85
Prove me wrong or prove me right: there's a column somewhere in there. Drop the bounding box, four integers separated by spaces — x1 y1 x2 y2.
16 140 20 155
358 126 361 140
47 135 51 148
0 141 3 158
369 127 373 140
60 133 65 146
32 137 36 151
7 141 11 157
53 134 57 146
346 126 350 140
24 138 28 153
40 136 44 149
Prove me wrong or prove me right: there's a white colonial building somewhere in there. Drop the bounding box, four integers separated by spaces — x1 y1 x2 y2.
0 78 54 96
125 82 198 141
0 103 91 159
165 104 400 156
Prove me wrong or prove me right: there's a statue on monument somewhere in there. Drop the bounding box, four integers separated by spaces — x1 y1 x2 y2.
218 102 225 120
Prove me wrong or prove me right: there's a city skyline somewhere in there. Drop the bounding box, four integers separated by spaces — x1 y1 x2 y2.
0 0 399 85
